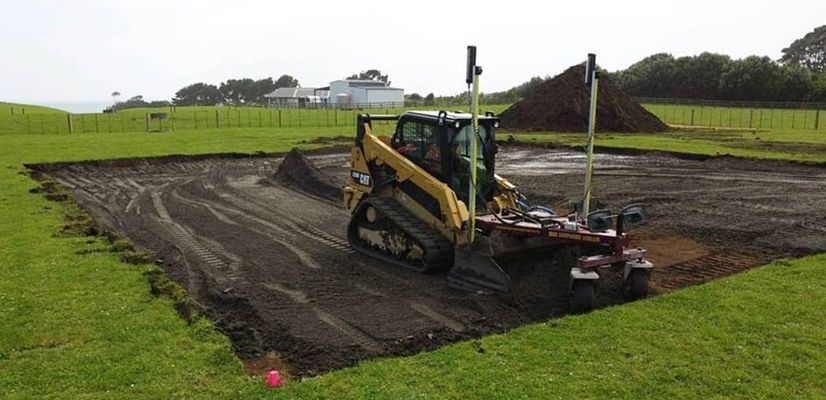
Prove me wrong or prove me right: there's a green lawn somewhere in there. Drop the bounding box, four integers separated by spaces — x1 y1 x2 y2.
1 126 826 399
643 103 826 132
0 104 513 136
509 126 826 164
0 101 66 115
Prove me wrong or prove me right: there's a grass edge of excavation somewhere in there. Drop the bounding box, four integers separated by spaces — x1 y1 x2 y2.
0 127 824 398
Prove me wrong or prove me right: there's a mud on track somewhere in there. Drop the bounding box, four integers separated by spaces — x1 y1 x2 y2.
36 145 826 377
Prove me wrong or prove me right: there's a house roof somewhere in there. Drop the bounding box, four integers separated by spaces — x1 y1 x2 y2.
264 87 330 98
332 79 395 88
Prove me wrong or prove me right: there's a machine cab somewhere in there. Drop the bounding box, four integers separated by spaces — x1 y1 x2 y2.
390 110 500 206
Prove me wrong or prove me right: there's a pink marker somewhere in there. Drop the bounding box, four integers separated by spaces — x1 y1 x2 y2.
267 370 282 387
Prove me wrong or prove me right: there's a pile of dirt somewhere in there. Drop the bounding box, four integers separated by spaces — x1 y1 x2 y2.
272 148 343 202
500 64 669 133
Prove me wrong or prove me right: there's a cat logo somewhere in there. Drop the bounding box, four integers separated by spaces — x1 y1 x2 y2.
351 170 371 186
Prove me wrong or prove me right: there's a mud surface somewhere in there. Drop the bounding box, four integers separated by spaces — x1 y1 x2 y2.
500 64 668 133
37 146 826 377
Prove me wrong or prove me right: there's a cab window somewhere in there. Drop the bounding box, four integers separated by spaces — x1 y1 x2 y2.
395 121 441 175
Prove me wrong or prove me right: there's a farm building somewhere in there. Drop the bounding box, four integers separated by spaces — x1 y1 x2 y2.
328 80 404 108
264 87 330 107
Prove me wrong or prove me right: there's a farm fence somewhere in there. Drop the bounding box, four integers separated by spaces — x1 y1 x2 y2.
3 97 826 135
634 97 826 131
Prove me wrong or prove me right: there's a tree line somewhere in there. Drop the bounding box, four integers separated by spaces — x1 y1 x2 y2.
460 24 826 104
111 69 399 110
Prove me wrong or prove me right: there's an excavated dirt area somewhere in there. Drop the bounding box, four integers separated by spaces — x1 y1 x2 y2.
33 145 826 378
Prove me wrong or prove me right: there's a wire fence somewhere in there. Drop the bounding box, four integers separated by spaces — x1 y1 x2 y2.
3 97 825 135
0 103 512 135
635 98 825 131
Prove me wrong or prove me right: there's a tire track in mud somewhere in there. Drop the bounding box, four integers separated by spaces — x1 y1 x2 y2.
163 165 476 351
195 168 478 333
38 147 826 377
653 250 765 290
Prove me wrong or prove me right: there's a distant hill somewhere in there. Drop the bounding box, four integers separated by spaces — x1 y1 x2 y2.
0 102 66 114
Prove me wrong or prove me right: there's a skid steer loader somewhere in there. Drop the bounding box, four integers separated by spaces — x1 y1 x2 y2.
342 47 652 312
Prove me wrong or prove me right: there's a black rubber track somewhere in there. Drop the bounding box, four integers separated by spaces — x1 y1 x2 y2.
347 197 454 274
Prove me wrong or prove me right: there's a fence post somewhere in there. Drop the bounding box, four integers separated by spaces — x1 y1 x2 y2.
759 109 763 129
26 114 30 134
215 110 220 129
804 110 808 129
749 110 753 129
145 113 150 132
792 111 795 129
690 109 695 126
40 114 45 134
95 114 100 133
278 110 282 127
816 110 821 130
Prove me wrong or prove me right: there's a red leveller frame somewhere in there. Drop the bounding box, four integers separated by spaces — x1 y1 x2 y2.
474 209 647 269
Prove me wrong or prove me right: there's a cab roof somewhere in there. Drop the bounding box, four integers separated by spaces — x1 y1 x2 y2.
401 110 499 123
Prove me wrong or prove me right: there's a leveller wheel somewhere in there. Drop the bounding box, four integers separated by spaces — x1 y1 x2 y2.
624 268 649 300
569 280 595 314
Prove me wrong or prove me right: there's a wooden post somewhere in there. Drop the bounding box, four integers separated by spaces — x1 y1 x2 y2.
278 110 282 127
816 110 821 130
749 109 753 129
690 109 695 126
215 110 220 129
40 114 45 134
759 109 763 129
146 113 151 132
26 114 30 134
108 113 112 133
194 111 198 129
95 114 100 133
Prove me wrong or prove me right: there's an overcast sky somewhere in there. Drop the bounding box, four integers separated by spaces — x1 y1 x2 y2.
1 0 823 111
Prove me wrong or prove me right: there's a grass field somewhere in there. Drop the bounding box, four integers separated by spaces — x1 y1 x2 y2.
0 104 513 136
2 120 826 398
0 101 66 115
645 103 825 132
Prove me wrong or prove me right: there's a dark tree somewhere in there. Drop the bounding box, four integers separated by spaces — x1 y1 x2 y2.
274 75 299 88
220 78 258 105
813 73 826 101
173 83 223 106
718 56 785 101
347 69 390 84
424 93 435 106
614 53 677 97
780 25 826 73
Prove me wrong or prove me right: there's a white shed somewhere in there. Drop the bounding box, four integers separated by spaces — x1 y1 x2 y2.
328 80 404 108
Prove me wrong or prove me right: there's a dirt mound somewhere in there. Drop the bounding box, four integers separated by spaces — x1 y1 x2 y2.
500 64 668 133
273 148 342 202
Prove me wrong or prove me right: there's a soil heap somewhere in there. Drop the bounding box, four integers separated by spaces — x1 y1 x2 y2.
500 64 668 133
273 148 342 202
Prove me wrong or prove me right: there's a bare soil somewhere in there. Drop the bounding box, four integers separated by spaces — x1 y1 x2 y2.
500 64 668 133
33 144 826 378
